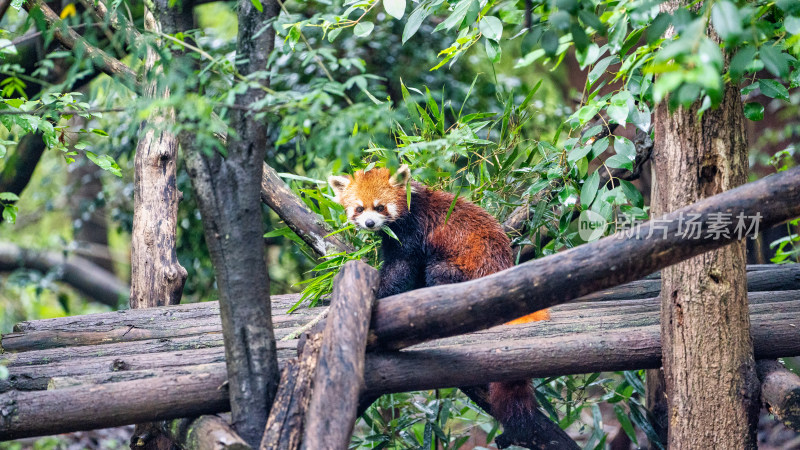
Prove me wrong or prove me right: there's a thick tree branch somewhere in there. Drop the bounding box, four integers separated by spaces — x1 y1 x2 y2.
261 163 354 256
369 166 800 350
0 242 128 307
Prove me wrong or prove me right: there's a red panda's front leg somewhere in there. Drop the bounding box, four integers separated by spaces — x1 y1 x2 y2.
376 257 420 299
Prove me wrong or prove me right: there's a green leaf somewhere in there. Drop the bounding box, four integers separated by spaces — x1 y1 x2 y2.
434 0 474 32
541 29 559 56
760 45 790 78
605 154 633 171
758 79 790 102
403 4 428 43
581 170 599 208
588 56 615 85
607 91 632 125
614 405 639 445
711 1 743 42
786 16 800 35
609 17 628 54
743 102 764 121
485 38 501 63
478 16 503 41
90 128 109 136
85 151 123 177
2 205 16 224
578 10 605 33
250 0 263 12
646 13 671 44
384 0 406 20
568 143 592 162
614 136 635 159
0 192 20 202
354 21 375 37
728 46 756 81
620 180 643 208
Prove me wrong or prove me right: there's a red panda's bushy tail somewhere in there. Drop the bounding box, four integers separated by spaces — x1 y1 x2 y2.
489 380 537 446
488 308 551 447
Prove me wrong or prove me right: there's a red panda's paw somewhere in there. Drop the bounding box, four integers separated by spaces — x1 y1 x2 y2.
505 308 550 325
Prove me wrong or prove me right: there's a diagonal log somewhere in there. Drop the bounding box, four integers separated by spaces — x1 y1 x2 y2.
261 163 354 256
300 261 378 450
369 166 800 350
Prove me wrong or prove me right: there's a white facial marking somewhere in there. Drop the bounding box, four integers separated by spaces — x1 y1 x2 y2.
386 203 398 218
355 210 385 230
373 199 380 207
356 199 364 207
346 206 355 220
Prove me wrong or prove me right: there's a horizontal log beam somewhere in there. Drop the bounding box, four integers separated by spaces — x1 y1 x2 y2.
2 314 798 440
6 265 797 352
369 166 800 350
4 292 798 393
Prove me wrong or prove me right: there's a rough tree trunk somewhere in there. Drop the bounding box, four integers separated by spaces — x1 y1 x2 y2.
184 0 281 445
649 2 760 446
129 2 192 448
129 3 188 310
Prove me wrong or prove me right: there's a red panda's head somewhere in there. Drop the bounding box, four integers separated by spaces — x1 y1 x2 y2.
328 165 411 231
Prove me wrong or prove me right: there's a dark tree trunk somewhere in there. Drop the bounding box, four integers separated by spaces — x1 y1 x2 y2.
184 0 281 445
649 3 760 446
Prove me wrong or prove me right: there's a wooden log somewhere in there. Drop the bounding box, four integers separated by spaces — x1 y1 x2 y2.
7 265 795 346
301 261 378 450
1 346 228 392
2 315 798 440
2 299 315 352
47 363 227 390
369 166 800 350
260 333 322 450
0 370 229 440
756 360 800 432
5 295 798 392
10 294 299 333
159 415 251 450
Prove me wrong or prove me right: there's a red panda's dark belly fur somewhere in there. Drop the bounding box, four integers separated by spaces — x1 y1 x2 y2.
378 182 536 447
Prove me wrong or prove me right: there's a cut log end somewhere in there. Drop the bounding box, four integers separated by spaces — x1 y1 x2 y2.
757 359 800 432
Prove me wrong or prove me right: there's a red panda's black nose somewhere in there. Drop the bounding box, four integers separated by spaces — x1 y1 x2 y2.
365 219 375 228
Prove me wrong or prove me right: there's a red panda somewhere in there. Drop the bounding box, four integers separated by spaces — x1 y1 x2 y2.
328 164 549 446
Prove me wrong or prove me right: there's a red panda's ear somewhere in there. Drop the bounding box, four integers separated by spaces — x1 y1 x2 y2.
389 164 411 187
328 175 351 202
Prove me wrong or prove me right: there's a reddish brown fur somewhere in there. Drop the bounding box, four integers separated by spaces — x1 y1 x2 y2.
332 166 549 440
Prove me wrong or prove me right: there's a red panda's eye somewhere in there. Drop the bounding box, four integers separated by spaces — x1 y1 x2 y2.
376 205 385 212
355 206 364 213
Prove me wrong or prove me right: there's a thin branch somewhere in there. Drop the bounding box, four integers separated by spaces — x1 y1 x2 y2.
22 0 139 92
